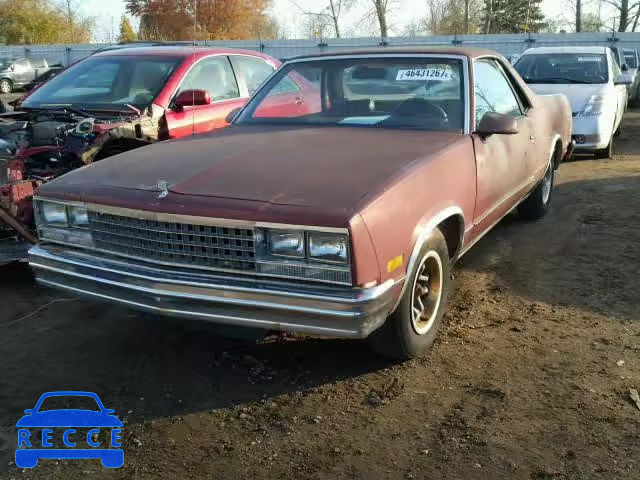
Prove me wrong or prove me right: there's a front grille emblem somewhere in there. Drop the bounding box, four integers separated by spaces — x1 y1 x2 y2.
155 180 169 199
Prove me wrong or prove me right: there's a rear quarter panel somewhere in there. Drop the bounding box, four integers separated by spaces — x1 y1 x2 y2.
354 137 476 287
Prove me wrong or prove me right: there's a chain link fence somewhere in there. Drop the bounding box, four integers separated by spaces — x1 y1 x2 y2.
1 32 639 66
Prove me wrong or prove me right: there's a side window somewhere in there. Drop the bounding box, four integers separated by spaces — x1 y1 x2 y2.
474 59 522 128
14 59 30 71
229 55 275 95
269 75 300 94
177 56 239 103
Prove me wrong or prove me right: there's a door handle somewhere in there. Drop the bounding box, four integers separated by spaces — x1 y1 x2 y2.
294 96 304 105
529 135 535 142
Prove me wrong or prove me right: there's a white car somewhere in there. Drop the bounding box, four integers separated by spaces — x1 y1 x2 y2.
623 48 640 103
515 46 631 158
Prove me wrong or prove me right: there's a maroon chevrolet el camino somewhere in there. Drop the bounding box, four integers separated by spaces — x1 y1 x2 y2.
28 47 573 359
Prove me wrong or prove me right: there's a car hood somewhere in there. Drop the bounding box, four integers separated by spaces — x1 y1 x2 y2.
527 83 607 114
48 125 465 212
16 410 123 427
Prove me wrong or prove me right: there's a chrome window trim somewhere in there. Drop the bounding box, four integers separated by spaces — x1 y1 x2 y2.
235 53 472 135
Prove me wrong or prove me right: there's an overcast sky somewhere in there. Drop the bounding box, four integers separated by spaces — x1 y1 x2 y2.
81 0 609 42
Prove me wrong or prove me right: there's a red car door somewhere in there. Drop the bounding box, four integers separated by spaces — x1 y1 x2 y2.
164 55 247 139
470 58 533 237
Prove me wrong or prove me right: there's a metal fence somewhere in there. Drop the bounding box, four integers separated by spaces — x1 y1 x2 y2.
2 32 640 66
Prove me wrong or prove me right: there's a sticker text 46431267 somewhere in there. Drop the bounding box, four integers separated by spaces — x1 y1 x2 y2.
396 69 453 81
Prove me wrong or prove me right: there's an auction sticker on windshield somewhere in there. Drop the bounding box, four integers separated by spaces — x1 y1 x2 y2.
396 69 453 81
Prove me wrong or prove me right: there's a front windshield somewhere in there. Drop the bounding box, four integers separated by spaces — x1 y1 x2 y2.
624 51 638 68
515 53 608 84
23 55 183 112
237 57 465 132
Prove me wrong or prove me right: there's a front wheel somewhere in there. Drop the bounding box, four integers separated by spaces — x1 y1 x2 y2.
367 229 450 360
0 79 12 94
594 138 613 159
517 161 554 220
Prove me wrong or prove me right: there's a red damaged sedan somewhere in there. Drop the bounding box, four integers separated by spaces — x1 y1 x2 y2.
0 46 279 262
29 47 573 359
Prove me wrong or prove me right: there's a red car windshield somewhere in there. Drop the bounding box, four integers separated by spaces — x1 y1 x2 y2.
23 55 183 112
238 57 465 132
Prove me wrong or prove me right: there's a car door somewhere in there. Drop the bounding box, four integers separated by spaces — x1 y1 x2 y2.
470 58 533 237
13 59 32 85
164 55 246 138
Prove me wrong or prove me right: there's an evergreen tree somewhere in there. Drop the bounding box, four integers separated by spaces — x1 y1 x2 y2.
483 0 547 33
118 15 137 43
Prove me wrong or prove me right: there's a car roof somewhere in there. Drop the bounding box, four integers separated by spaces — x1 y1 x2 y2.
521 46 609 55
92 45 270 59
286 46 499 61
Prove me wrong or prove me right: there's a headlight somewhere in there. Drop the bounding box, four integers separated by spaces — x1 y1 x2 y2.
255 227 352 285
42 202 68 226
268 230 305 257
308 232 348 263
68 206 89 227
581 94 605 116
35 199 94 248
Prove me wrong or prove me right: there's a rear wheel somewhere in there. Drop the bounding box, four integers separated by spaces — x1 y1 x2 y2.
0 79 12 94
368 229 450 360
518 160 554 220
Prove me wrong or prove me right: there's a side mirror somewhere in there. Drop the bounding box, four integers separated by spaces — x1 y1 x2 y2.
225 107 241 124
615 74 633 85
24 409 34 414
622 64 629 72
475 111 519 137
174 89 212 110
9 65 15 72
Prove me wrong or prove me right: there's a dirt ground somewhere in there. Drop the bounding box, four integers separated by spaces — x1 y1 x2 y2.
1 111 639 480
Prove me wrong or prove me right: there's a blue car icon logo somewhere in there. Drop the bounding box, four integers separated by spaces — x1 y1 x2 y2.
15 391 123 468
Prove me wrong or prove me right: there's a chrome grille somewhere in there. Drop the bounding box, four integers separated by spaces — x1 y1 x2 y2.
88 211 255 271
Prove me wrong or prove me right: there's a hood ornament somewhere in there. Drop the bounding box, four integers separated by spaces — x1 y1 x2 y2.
155 180 169 199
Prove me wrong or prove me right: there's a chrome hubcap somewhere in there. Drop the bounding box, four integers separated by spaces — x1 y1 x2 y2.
542 166 552 204
410 251 443 335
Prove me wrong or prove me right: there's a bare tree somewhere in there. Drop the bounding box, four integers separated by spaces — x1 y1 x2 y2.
371 0 390 37
604 0 640 30
576 0 582 31
289 0 354 38
484 0 493 33
59 0 80 43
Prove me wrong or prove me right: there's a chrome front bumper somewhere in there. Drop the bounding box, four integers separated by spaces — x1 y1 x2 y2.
28 244 398 339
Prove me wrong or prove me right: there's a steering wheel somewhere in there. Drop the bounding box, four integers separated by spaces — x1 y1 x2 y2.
389 98 448 123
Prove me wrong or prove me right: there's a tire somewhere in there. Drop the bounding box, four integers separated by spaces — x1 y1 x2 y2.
518 160 554 220
614 123 622 137
595 137 613 159
368 229 450 360
0 79 12 94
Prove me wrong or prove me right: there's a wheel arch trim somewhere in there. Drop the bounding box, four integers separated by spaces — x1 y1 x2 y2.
390 206 464 313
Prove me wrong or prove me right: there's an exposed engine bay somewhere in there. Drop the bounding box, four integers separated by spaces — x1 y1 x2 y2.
0 107 163 263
